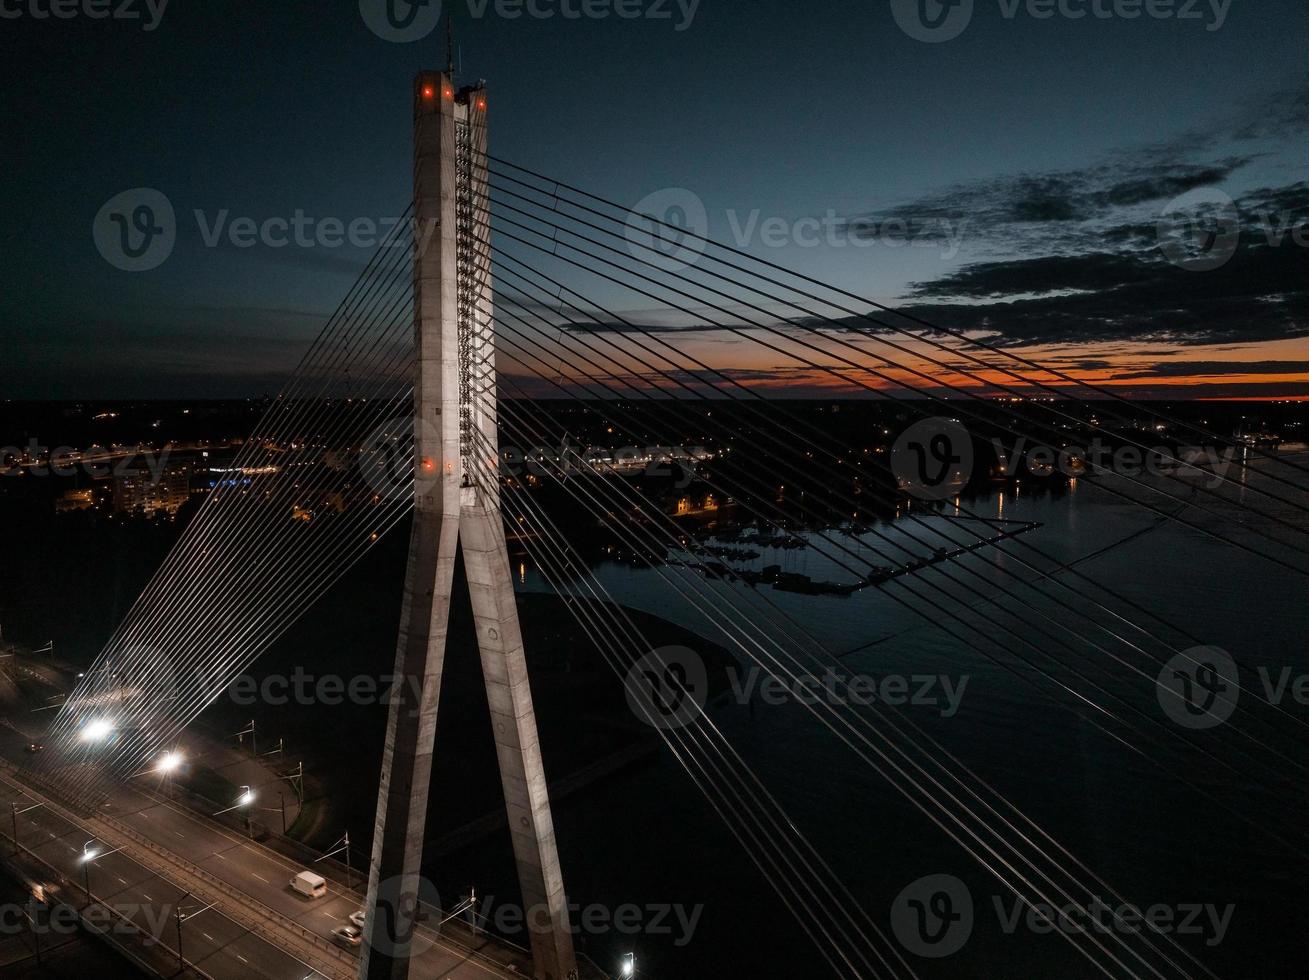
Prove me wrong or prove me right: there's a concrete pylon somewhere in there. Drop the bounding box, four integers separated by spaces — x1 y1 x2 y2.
359 71 578 980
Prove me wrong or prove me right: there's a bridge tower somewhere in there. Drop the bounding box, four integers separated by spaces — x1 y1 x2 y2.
359 71 578 980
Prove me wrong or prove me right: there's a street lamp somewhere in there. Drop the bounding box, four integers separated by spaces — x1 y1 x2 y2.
621 953 636 977
79 839 122 904
10 801 43 855
157 750 183 775
80 718 114 743
213 785 255 817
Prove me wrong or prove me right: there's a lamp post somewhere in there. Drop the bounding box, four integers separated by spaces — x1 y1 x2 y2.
621 952 636 977
10 801 43 856
78 840 125 903
174 891 189 972
213 786 255 837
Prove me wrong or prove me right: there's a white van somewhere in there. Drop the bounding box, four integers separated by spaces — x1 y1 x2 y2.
290 871 327 899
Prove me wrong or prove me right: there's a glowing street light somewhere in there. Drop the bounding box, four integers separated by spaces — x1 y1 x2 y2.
157 751 183 775
79 838 123 904
621 953 636 977
213 785 255 817
80 718 114 743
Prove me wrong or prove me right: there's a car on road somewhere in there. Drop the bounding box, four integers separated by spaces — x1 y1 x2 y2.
290 870 327 899
24 742 42 753
333 924 362 948
350 909 366 929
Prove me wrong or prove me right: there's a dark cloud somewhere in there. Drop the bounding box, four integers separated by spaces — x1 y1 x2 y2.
1109 360 1309 380
873 176 1309 350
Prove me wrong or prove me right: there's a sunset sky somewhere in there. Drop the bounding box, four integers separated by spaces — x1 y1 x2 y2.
3 0 1307 398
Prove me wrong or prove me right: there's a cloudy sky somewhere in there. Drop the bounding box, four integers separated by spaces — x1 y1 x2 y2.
3 0 1308 398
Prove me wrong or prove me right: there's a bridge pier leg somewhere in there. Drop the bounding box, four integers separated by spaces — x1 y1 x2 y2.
463 505 577 979
360 69 577 980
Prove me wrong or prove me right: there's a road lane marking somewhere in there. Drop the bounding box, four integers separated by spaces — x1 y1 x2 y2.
252 873 269 883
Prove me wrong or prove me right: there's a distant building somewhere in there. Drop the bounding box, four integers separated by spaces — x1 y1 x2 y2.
113 463 193 516
55 488 95 513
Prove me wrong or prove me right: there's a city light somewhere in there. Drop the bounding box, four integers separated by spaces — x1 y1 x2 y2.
621 953 636 977
80 718 114 743
157 750 183 774
238 786 255 806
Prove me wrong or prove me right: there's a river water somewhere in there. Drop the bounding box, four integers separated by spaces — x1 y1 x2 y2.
505 449 1309 978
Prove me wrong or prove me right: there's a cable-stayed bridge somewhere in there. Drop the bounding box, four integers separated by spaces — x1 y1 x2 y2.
9 67 1309 980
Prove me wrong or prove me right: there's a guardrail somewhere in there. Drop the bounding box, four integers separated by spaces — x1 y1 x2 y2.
0 760 353 979
0 815 217 980
98 809 357 976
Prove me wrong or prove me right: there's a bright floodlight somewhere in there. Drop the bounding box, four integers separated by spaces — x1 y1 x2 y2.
157 751 182 774
81 718 114 743
621 954 635 977
80 842 99 863
238 786 254 806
